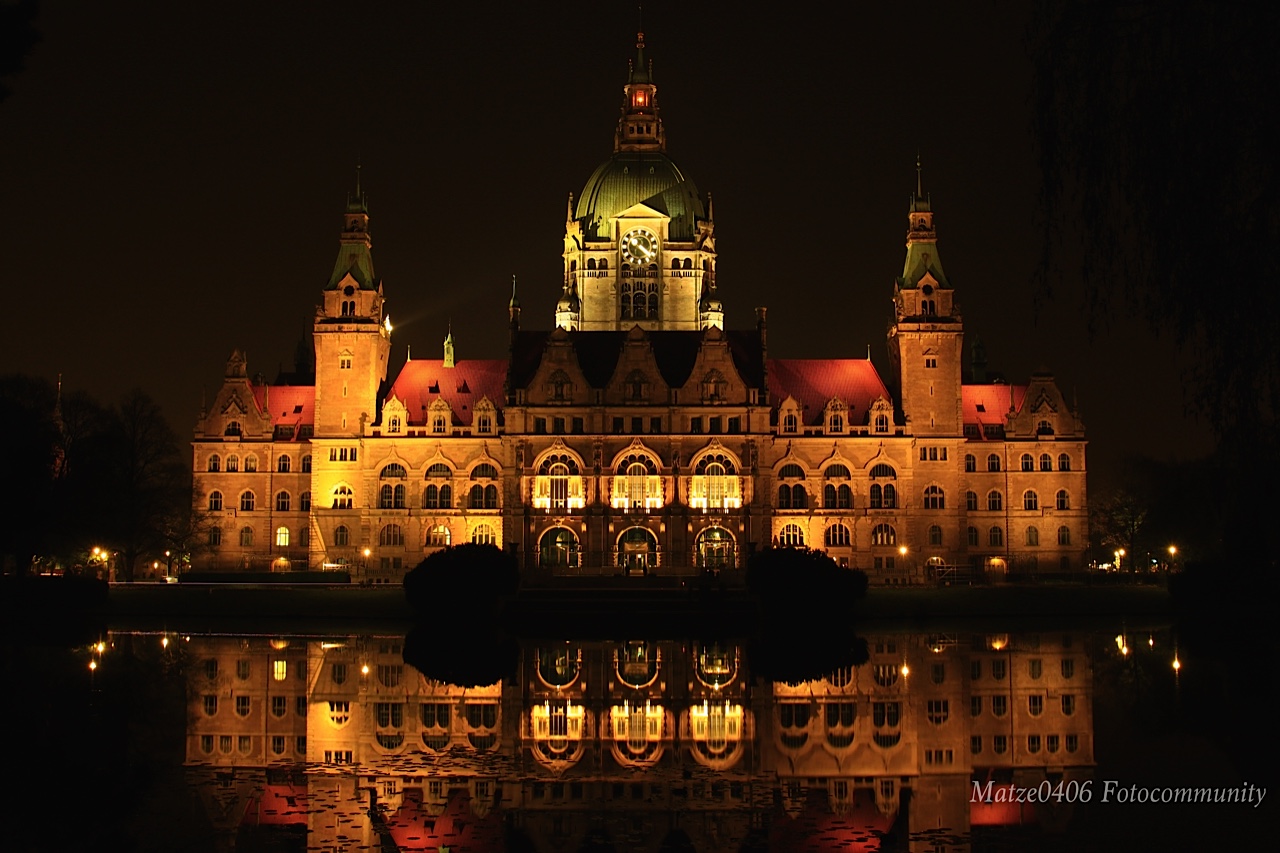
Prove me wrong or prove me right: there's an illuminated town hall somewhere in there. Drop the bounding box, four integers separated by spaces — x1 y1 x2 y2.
191 35 1087 583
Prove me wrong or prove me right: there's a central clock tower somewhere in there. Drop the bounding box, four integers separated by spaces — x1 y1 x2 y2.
556 33 720 333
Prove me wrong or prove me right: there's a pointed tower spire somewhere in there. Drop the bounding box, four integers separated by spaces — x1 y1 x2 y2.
707 191 715 222
509 275 521 327
615 30 665 153
443 323 455 368
328 165 376 290
566 192 575 226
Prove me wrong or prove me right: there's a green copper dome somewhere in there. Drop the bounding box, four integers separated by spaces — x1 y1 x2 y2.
575 151 705 242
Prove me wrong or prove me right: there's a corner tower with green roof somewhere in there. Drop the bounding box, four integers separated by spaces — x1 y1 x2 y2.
558 32 720 333
887 165 964 436
312 172 392 438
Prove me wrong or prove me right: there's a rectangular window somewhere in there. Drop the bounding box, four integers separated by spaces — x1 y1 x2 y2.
650 417 662 433
572 417 585 434
236 659 250 680
236 696 251 717
534 417 547 434
272 696 288 717
991 695 1007 717
970 736 982 754
1029 659 1042 679
553 417 566 434
613 417 624 434
273 659 287 681
728 416 740 433
709 416 722 434
631 417 643 434
970 696 982 717
690 417 702 433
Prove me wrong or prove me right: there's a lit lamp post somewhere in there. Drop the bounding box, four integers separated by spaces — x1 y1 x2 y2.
1114 548 1125 572
898 544 909 580
1167 545 1177 572
362 547 372 584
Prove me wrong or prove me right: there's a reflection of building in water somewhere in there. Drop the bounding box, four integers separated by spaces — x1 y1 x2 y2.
181 632 1094 851
191 31 1088 587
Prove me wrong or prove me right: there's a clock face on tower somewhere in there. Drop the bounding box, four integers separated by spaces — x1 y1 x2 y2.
621 228 658 265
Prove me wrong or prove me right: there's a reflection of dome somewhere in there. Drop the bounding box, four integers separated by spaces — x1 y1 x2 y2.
576 152 705 241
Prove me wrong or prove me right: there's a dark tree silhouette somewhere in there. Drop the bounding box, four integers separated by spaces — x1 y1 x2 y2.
1030 2 1280 572
0 0 40 103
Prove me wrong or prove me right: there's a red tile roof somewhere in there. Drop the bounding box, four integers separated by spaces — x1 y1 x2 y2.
767 359 890 426
387 359 508 426
250 384 315 437
962 383 1027 434
242 784 308 826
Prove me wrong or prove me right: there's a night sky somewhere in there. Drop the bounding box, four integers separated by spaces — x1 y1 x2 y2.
0 1 1212 482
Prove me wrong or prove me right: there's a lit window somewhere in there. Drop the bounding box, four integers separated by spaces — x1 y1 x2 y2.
275 526 290 547
824 523 851 547
226 455 239 472
871 523 896 546
472 524 496 545
778 523 805 547
244 456 258 473
273 660 287 681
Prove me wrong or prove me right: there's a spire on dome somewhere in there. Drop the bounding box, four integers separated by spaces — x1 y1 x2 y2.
443 324 455 368
897 156 948 290
615 31 665 153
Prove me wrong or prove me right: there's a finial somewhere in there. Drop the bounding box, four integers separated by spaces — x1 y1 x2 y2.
406 344 411 361
566 192 574 223
509 274 520 307
867 344 871 360
356 160 362 198
916 151 922 198
707 191 715 221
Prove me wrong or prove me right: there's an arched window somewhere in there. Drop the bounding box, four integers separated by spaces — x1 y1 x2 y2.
825 464 851 478
380 484 406 509
778 524 805 547
208 454 221 472
989 526 1004 547
277 455 291 473
477 413 492 433
966 490 978 511
380 524 404 547
987 454 1001 472
275 526 290 547
301 455 312 473
924 485 945 509
928 525 943 546
208 491 223 511
426 462 452 478
1056 489 1070 510
540 528 579 569
300 491 311 511
825 523 851 547
469 485 485 509
778 463 806 479
828 413 844 433
332 485 353 509
472 463 498 479
334 525 350 546
209 526 222 547
690 453 739 510
244 455 258 473
484 484 498 508
871 523 896 546
1058 453 1071 471
987 491 1003 511
788 484 807 508
697 527 735 569
1039 453 1052 471
617 527 658 570
275 491 290 512
1021 454 1034 472
1026 526 1040 546
428 525 451 547
1037 420 1054 435
240 491 255 512
226 455 240 473
1023 490 1039 511
432 415 447 434
964 454 976 472
967 526 979 547
1057 525 1071 546
782 413 798 433
422 484 439 509
870 463 897 480
777 485 791 509
380 463 407 479
874 414 888 432
823 483 852 509
224 421 242 436
240 526 254 547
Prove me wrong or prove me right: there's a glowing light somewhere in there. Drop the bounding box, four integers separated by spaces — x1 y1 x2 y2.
96 642 105 654
898 545 908 556
384 315 392 332
1148 635 1154 648
361 664 370 676
1172 657 1181 671
161 636 169 649
1168 545 1177 556
89 660 97 671
900 663 910 677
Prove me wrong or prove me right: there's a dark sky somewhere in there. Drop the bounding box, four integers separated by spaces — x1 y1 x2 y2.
0 1 1212 481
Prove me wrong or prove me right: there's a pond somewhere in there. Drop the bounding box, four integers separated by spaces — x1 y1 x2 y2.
4 603 1273 851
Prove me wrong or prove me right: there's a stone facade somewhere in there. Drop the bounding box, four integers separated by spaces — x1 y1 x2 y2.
191 34 1087 584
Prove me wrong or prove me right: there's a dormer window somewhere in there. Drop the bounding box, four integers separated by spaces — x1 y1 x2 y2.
388 417 401 434
782 413 798 433
432 416 446 434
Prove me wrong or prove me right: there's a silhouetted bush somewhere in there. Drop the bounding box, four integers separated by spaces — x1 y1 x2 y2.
403 622 517 688
403 543 519 613
746 547 868 605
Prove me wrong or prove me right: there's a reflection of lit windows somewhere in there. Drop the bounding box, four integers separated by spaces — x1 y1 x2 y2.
1047 734 1060 753
993 735 1008 754
970 696 982 717
201 735 214 754
971 736 982 754
1028 734 1042 754
203 695 218 716
1062 694 1076 716
219 735 232 753
927 700 949 724
236 696 250 717
273 659 287 681
271 736 285 755
376 665 402 688
328 701 351 727
691 702 743 753
1066 734 1079 752
991 696 1008 717
873 664 899 687
236 660 250 680
1028 695 1044 716
1062 658 1075 679
1029 659 1042 679
272 696 287 718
